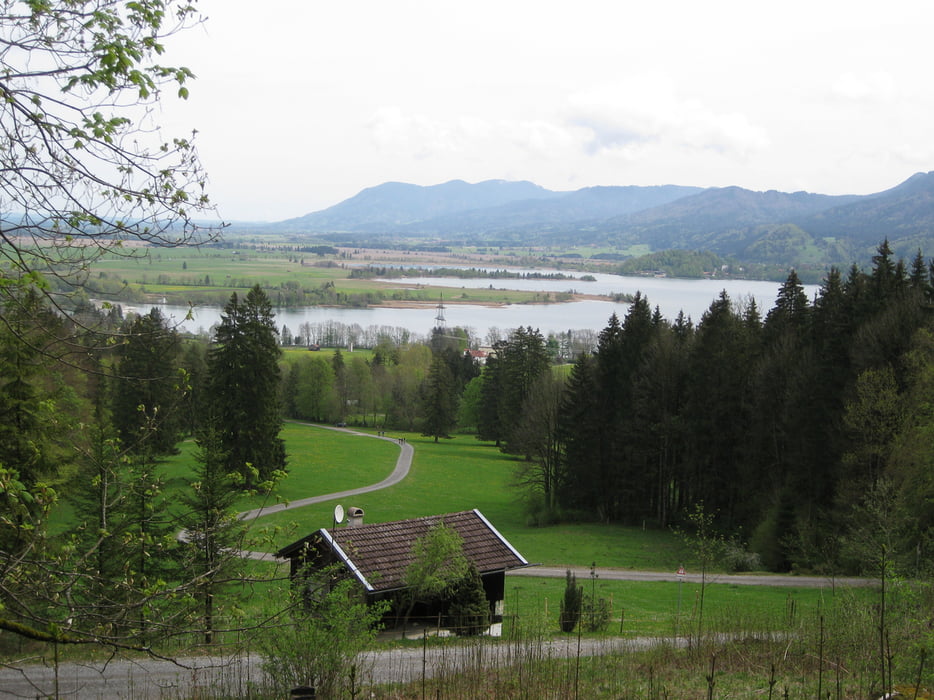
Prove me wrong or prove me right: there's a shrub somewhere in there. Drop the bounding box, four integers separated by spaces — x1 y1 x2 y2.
259 577 389 699
582 594 612 632
559 569 582 633
446 563 490 636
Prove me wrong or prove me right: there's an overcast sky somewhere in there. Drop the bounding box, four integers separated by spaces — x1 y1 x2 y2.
159 0 934 222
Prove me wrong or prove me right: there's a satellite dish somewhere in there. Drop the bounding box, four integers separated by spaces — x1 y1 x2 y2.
333 504 345 526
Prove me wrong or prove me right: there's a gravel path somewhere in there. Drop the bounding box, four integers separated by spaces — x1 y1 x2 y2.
238 423 414 523
0 635 692 698
511 565 878 588
236 423 414 561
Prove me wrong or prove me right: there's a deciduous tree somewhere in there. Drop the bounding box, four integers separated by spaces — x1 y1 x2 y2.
0 0 217 335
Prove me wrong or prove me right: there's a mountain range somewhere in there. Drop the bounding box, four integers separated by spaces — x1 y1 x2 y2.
251 172 934 271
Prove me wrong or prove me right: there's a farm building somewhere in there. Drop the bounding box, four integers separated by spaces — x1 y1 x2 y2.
275 509 529 634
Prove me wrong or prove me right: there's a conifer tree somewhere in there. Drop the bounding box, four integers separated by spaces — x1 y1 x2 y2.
497 326 550 454
179 427 245 645
446 563 490 635
421 351 459 442
558 353 601 514
206 285 285 487
112 308 184 455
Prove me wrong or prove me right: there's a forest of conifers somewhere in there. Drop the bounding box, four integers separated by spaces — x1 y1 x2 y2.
473 239 934 576
276 240 934 579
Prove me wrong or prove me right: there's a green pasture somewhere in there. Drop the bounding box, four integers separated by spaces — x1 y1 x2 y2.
281 346 376 362
90 246 589 307
47 422 882 651
503 574 855 638
154 423 689 567
94 248 341 287
246 426 688 569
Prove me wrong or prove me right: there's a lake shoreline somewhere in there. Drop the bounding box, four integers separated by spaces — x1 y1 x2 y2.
366 292 614 310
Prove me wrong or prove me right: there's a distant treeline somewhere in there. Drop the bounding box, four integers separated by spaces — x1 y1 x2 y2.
614 249 725 278
349 265 581 281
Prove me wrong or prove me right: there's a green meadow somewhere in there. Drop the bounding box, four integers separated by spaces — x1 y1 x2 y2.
153 422 872 641
90 246 568 307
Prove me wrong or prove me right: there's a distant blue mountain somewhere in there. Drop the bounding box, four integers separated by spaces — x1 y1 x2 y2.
275 179 556 232
252 172 934 269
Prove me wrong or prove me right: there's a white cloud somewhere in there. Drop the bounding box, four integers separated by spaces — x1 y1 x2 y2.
368 107 497 159
832 71 897 102
566 78 770 159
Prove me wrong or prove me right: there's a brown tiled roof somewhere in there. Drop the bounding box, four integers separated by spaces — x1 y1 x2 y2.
277 509 528 593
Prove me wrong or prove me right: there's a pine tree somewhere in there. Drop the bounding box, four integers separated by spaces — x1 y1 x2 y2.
206 285 285 487
420 351 459 442
179 427 245 645
111 308 184 456
446 563 490 635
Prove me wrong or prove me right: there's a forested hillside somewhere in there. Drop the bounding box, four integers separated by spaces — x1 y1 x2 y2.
473 240 934 575
271 240 934 577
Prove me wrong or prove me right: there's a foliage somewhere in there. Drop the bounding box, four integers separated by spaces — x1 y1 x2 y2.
617 248 725 278
178 426 246 644
0 0 217 322
259 575 388 699
675 502 725 642
580 593 611 633
476 326 550 451
111 308 185 455
558 569 582 633
420 351 459 442
400 520 470 625
512 370 566 515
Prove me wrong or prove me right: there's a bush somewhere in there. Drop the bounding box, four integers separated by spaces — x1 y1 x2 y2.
581 594 612 632
722 540 763 572
559 569 582 633
446 563 490 636
522 491 561 527
259 577 389 699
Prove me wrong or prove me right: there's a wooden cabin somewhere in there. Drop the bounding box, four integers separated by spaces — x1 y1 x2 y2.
275 509 529 634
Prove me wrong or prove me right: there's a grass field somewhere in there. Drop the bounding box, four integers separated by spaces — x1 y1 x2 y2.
215 423 688 571
35 416 928 699
90 246 570 307
152 422 877 644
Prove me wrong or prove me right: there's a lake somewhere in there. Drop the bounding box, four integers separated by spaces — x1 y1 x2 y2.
129 272 820 340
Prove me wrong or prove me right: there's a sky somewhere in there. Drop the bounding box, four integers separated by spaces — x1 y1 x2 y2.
158 0 934 222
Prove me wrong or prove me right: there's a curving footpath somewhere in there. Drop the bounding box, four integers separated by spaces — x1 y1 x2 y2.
237 423 414 561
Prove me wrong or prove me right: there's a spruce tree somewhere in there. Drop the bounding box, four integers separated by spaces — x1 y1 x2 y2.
112 308 184 456
420 351 459 442
558 353 601 514
179 426 245 645
206 285 285 488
